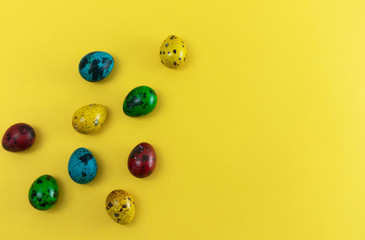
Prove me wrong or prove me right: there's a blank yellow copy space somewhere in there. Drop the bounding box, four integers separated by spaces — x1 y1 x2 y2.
0 0 365 239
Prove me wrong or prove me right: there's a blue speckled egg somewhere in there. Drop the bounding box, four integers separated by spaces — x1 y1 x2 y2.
68 148 98 184
79 51 114 82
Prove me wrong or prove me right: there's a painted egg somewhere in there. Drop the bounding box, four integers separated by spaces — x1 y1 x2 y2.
28 175 59 210
160 35 187 69
72 104 107 134
123 86 157 117
2 123 36 152
79 51 114 82
128 142 156 178
105 190 135 225
68 148 98 184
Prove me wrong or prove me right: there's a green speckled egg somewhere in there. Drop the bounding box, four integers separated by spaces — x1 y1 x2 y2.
105 190 135 225
123 86 157 117
28 175 59 210
160 35 187 69
72 104 107 134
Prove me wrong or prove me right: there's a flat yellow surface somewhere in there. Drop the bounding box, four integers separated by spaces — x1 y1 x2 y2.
0 0 365 239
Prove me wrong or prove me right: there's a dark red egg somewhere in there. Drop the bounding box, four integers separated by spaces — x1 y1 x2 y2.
128 142 156 178
2 123 36 152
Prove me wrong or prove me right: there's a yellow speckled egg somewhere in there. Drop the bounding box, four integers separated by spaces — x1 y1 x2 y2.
72 104 107 134
160 35 187 69
105 190 135 225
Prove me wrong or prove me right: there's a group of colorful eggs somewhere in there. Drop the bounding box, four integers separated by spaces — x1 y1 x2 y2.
2 35 187 225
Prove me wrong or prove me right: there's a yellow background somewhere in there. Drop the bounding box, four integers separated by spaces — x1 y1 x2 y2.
0 0 365 239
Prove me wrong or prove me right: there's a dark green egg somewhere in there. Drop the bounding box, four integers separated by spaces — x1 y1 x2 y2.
123 86 157 117
28 175 59 210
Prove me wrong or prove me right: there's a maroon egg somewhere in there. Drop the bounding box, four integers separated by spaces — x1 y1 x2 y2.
128 142 156 178
2 123 36 152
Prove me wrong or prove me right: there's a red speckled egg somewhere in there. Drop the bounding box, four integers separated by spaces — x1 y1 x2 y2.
2 123 36 152
128 142 156 178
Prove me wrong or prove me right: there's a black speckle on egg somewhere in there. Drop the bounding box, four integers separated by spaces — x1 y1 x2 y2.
31 191 37 198
79 153 93 165
79 56 88 70
142 155 149 162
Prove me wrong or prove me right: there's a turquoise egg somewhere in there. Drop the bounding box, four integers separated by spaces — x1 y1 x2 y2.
79 51 114 82
68 148 98 184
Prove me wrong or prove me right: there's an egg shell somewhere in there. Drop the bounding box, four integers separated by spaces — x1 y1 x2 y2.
72 104 107 134
2 123 36 152
68 148 98 184
128 142 157 178
28 175 59 210
123 86 157 117
160 35 187 69
79 51 114 82
106 190 135 225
